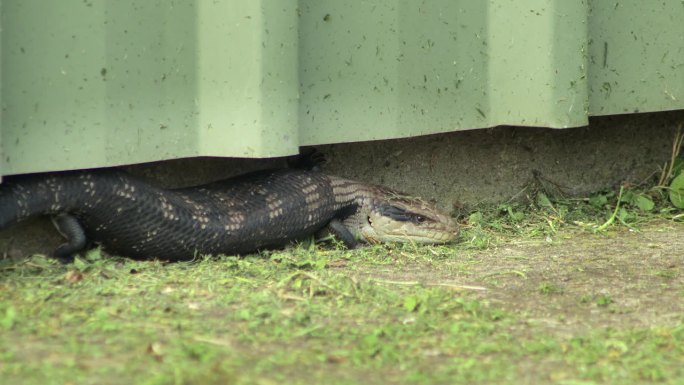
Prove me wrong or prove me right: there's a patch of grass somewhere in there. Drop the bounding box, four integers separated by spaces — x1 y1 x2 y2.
596 294 615 307
653 269 678 280
578 293 616 308
458 180 682 247
539 282 564 295
0 251 515 384
2 237 684 384
558 326 684 383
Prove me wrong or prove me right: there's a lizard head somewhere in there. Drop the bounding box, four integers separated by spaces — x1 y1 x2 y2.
357 191 459 245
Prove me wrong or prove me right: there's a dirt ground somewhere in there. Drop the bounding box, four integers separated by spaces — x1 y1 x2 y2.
363 220 684 335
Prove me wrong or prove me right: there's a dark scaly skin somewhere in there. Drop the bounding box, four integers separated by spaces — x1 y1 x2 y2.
0 167 459 261
0 169 354 260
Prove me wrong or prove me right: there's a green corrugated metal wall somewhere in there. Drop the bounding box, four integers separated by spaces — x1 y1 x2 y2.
1 0 683 175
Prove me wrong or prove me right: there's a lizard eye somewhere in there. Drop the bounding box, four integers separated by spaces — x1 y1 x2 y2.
414 215 426 223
